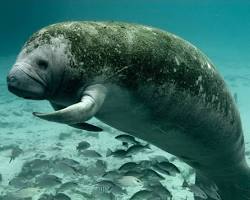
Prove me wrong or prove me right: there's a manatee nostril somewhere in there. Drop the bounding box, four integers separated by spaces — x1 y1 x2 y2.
7 75 17 84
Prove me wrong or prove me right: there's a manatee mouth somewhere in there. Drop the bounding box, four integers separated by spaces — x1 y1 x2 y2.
8 84 45 100
7 63 47 100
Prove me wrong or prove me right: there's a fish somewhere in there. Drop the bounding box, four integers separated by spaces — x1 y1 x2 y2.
78 149 102 158
124 170 142 178
115 134 139 145
58 132 71 140
141 169 165 182
38 193 54 200
87 164 107 176
155 161 181 176
56 181 78 193
129 189 162 200
149 155 169 163
102 170 122 180
138 160 153 169
54 193 71 200
118 162 141 172
116 176 143 187
12 187 43 198
60 157 80 166
106 148 130 158
96 159 108 171
9 146 23 163
76 141 90 151
152 163 171 176
9 176 31 188
19 159 51 178
51 160 78 176
126 144 151 156
145 181 172 199
92 190 116 200
95 180 127 195
35 174 62 187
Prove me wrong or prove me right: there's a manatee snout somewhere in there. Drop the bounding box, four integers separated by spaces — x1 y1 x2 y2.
7 63 46 99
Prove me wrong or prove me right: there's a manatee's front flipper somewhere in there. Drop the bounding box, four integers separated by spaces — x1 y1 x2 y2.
48 102 103 132
33 84 107 130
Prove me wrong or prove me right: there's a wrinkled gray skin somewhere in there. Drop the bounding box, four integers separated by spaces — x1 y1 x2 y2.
7 22 250 199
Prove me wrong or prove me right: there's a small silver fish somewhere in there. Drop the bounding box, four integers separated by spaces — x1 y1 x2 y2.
95 180 127 195
9 176 30 188
117 176 143 187
141 169 165 182
78 149 102 158
22 159 50 174
152 164 171 176
57 181 78 193
129 189 162 200
54 193 71 200
103 170 122 179
76 141 90 151
124 170 142 178
115 134 139 145
106 148 130 158
92 190 116 200
60 157 80 166
150 155 169 163
146 182 172 199
9 146 23 163
126 144 151 156
139 160 153 168
52 161 77 176
96 159 107 171
35 174 61 187
38 193 54 200
118 162 141 172
156 161 180 175
13 187 43 198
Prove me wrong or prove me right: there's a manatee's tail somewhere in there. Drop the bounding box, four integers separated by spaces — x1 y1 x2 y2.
195 167 250 200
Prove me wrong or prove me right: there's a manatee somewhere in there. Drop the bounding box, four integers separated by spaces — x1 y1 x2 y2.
7 21 250 199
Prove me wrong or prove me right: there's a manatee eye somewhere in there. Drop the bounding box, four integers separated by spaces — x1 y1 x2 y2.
37 59 48 70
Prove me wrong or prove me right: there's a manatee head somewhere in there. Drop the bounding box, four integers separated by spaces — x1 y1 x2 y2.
7 28 72 100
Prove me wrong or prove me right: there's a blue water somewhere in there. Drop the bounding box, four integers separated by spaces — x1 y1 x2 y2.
0 1 250 199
